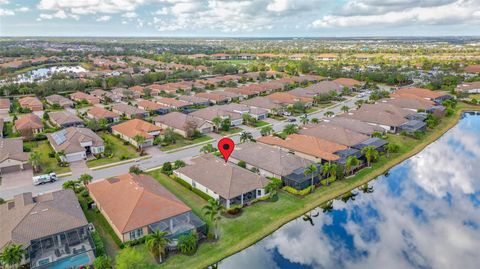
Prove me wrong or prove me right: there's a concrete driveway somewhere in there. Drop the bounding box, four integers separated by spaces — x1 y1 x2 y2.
69 160 90 177
1 169 34 190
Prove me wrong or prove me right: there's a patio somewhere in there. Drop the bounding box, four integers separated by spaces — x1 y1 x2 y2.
29 226 95 269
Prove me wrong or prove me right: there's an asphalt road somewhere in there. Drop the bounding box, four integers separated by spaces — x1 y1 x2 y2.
0 94 368 200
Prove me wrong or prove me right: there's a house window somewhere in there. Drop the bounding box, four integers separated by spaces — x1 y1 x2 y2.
129 228 144 240
257 189 262 196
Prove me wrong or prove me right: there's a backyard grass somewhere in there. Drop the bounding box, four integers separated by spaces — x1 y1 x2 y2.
87 132 139 168
146 102 479 269
24 140 71 175
160 134 213 152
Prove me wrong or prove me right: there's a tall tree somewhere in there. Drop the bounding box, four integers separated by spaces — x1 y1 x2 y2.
212 117 222 132
133 135 146 151
203 199 224 240
283 124 298 135
79 173 93 186
304 164 318 192
28 151 41 173
0 244 26 269
341 105 350 113
345 156 359 176
362 146 379 167
260 126 273 136
300 114 309 125
145 230 171 263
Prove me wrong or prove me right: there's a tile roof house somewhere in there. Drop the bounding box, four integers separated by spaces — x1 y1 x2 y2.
392 87 451 104
129 85 145 96
153 112 213 137
194 92 231 104
230 142 318 190
241 96 282 113
0 190 94 269
464 64 480 73
257 134 347 162
14 113 44 140
219 103 268 120
0 138 29 173
111 88 140 100
48 111 85 128
456 81 480 94
379 97 435 111
324 117 385 136
91 89 122 103
0 98 10 113
177 95 211 107
112 103 148 119
136 100 170 115
190 106 243 127
266 92 313 106
299 123 370 147
86 107 120 123
18 96 43 111
45 94 74 108
304 81 343 95
112 119 162 148
47 127 104 162
88 173 205 242
154 97 192 110
343 103 414 133
332 78 363 88
174 154 269 208
69 91 100 105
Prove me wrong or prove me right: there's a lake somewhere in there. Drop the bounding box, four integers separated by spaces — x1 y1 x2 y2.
1 65 86 85
218 112 480 269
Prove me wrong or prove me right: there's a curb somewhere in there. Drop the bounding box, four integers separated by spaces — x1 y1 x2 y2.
162 139 216 154
89 156 151 170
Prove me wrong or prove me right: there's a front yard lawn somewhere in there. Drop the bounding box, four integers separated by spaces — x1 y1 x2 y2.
160 134 213 152
87 132 139 168
218 127 243 136
253 120 270 128
23 140 71 175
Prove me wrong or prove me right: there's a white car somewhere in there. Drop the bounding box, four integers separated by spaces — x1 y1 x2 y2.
33 173 57 186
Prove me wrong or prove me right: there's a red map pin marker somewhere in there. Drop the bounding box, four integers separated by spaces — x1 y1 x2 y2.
218 137 235 162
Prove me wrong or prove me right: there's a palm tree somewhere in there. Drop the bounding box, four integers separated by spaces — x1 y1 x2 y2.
240 131 253 143
321 162 331 186
385 143 399 157
133 135 146 151
203 199 224 240
345 156 359 176
212 116 222 132
300 114 309 125
79 173 93 186
28 151 41 173
304 164 318 192
329 163 338 181
265 178 282 199
341 105 350 113
362 146 379 167
324 111 334 117
0 244 26 269
145 230 171 263
283 124 298 135
311 118 319 124
260 126 273 136
355 99 364 109
62 180 79 193
200 144 215 154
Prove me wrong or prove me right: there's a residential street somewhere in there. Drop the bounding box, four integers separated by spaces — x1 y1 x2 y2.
0 94 368 199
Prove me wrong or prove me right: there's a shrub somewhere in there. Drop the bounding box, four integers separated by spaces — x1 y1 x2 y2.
283 186 311 196
177 232 198 255
129 165 143 175
120 155 128 160
91 231 106 256
80 189 89 198
48 151 56 158
237 160 246 168
23 145 31 152
226 204 243 215
161 162 173 175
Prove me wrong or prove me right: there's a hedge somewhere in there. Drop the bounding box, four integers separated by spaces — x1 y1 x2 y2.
283 186 312 196
171 175 212 201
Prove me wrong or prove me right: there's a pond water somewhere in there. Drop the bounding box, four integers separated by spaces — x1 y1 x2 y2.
1 65 86 85
218 112 480 269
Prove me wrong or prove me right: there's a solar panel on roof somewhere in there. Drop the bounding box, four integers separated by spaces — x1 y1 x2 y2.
52 129 67 145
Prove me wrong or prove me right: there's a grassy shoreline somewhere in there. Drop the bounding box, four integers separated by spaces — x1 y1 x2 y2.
148 103 479 269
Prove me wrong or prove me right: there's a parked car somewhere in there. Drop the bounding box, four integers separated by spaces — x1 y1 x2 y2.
287 118 297 122
33 173 57 186
283 111 292 116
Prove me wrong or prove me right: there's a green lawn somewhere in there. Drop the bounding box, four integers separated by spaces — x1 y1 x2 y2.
160 134 213 152
3 122 20 138
218 127 243 136
253 120 270 128
87 133 139 168
24 140 71 175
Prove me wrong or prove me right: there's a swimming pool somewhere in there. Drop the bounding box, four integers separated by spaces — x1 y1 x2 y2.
44 252 91 269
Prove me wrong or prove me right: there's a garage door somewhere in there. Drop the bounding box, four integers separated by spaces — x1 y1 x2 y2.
0 165 22 174
66 152 85 162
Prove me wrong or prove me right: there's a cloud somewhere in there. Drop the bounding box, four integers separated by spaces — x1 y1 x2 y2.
312 0 480 28
0 0 9 5
153 7 168 15
0 8 13 16
38 10 79 20
122 11 137 19
15 7 30 12
96 15 111 22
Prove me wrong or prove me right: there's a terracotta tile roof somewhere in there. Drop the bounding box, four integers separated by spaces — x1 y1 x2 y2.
464 64 480 73
69 91 100 104
299 123 369 147
240 96 281 110
0 190 88 250
112 119 162 139
324 117 384 135
392 87 446 100
137 100 168 111
176 154 269 199
18 96 42 110
112 103 147 117
129 85 144 94
88 173 191 233
15 113 43 131
333 78 362 88
87 107 119 120
266 92 312 105
379 96 435 110
0 98 10 110
456 81 480 92
257 134 346 161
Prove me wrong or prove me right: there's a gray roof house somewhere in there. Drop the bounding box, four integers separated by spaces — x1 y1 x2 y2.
0 190 94 269
153 112 214 137
299 123 370 147
48 111 84 128
45 94 74 108
47 127 104 162
324 117 385 136
174 154 269 208
230 142 320 190
190 106 243 127
112 103 148 119
0 138 29 174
